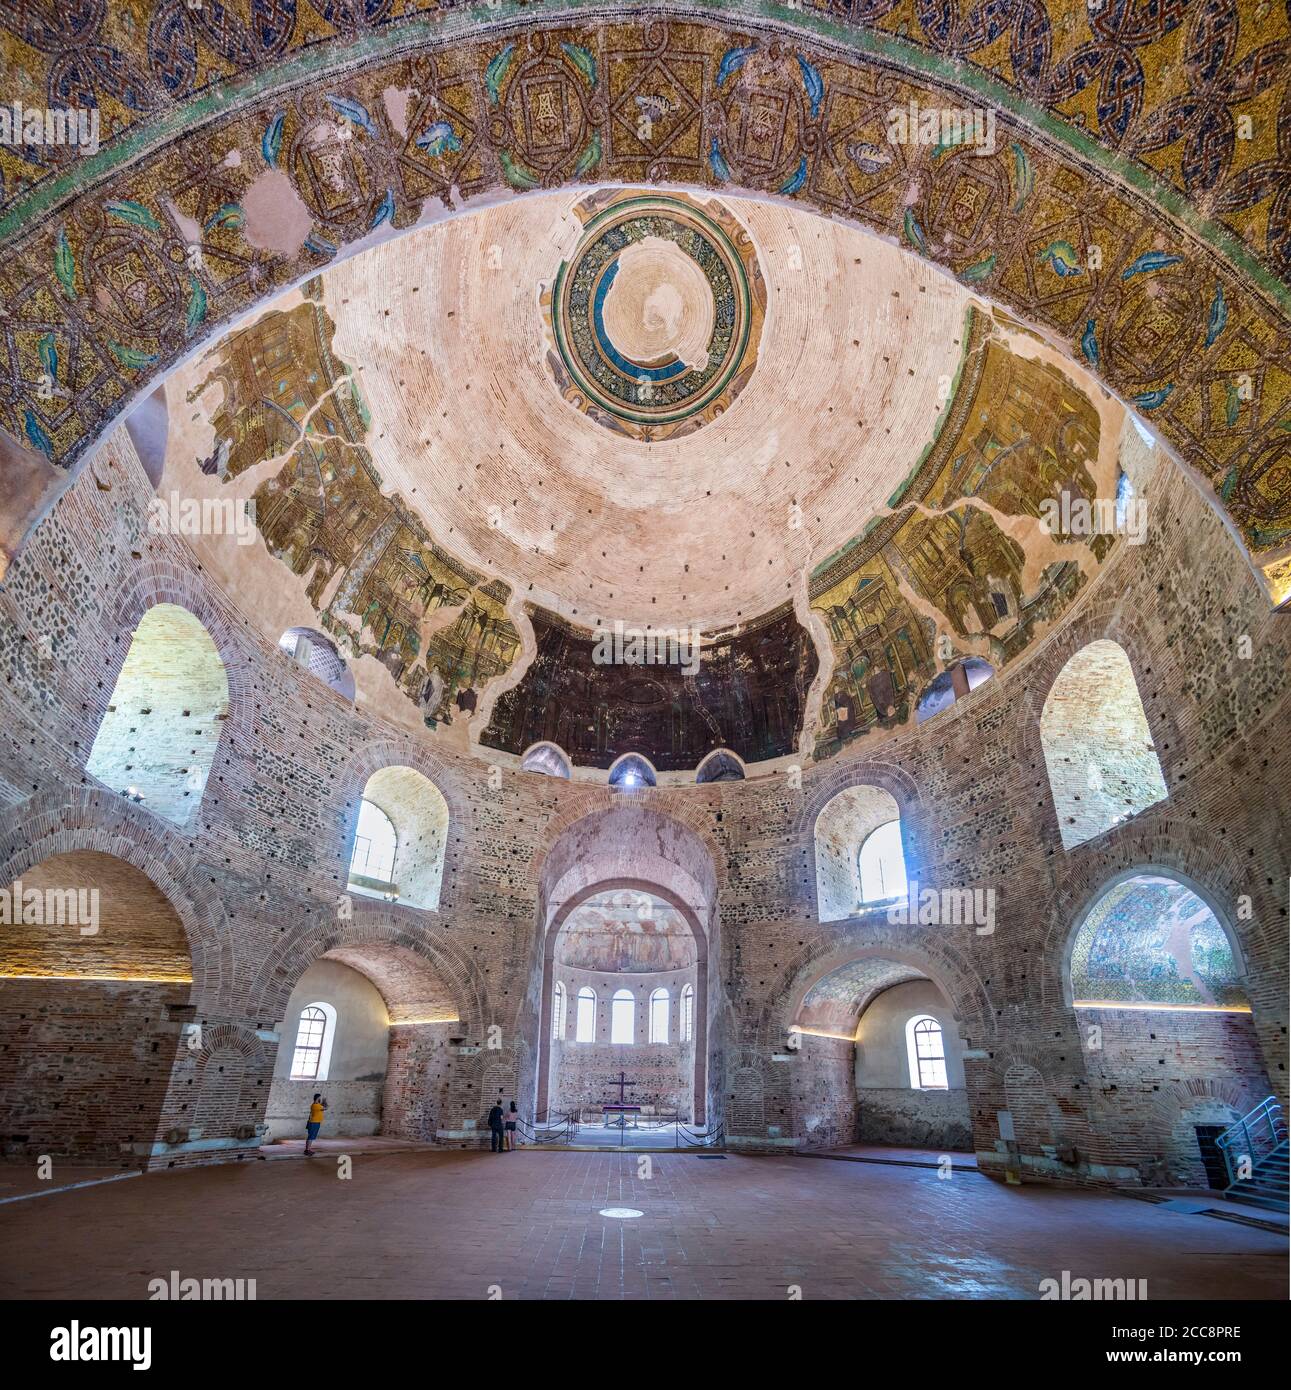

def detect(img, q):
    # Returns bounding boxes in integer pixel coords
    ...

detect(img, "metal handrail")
[1216,1096,1285,1187]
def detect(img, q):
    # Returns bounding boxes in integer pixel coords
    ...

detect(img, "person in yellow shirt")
[304,1093,326,1155]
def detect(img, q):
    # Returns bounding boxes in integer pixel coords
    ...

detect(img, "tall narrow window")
[552,981,567,1042]
[859,819,907,903]
[680,984,694,1043]
[610,989,635,1045]
[575,987,596,1043]
[649,988,669,1043]
[290,1002,337,1081]
[905,1015,947,1090]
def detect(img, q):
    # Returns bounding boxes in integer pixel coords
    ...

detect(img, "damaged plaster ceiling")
[159,186,1134,773]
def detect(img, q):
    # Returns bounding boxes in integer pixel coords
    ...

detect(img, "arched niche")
[813,784,907,922]
[1063,868,1272,1188]
[1064,870,1248,1012]
[266,942,462,1144]
[1040,640,1167,850]
[786,954,971,1154]
[0,850,193,1162]
[347,766,449,911]
[85,604,229,828]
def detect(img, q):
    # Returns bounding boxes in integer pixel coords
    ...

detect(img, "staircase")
[1217,1097,1288,1212]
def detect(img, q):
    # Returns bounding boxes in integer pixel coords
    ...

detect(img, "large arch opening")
[266,942,463,1146]
[787,954,972,1155]
[1066,870,1272,1188]
[545,887,700,1137]
[85,604,229,828]
[532,804,721,1131]
[1040,640,1168,850]
[0,851,193,1164]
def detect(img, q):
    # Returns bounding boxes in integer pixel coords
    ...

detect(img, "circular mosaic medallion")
[542,191,766,441]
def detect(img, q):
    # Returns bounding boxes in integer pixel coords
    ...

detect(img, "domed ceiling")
[555,890,696,975]
[160,184,1133,774]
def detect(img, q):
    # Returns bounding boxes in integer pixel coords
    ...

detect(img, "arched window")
[905,1015,947,1090]
[610,989,635,1045]
[279,627,355,700]
[290,1002,337,1081]
[608,753,657,790]
[814,784,906,922]
[696,748,745,783]
[348,766,449,909]
[86,604,229,828]
[349,798,397,888]
[551,981,567,1041]
[1040,639,1167,850]
[680,984,694,1043]
[649,988,670,1043]
[858,820,908,904]
[520,742,572,779]
[575,987,597,1043]
[915,657,996,724]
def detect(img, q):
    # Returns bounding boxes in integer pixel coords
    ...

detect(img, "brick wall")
[0,426,1285,1187]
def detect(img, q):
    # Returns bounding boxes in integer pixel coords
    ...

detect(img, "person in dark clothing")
[504,1100,519,1150]
[487,1102,505,1152]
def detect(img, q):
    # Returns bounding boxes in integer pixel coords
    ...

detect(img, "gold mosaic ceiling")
[2,4,1290,603]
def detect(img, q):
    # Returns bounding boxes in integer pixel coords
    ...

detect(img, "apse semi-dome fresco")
[1071,876,1248,1010]
[0,0,1288,1327]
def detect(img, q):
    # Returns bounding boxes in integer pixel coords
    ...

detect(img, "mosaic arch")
[1,6,1290,601]
[1069,873,1248,1010]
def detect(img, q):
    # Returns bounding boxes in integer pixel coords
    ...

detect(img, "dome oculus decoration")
[542,191,766,440]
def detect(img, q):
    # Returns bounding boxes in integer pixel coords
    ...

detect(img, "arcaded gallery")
[0,0,1287,1342]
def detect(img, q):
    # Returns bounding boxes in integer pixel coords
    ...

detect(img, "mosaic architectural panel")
[1071,874,1249,1009]
[810,308,1107,756]
[2,1,1287,288]
[1,8,1289,597]
[481,602,818,770]
[190,292,521,726]
[540,189,766,440]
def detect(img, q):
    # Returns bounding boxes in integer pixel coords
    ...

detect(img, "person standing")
[504,1100,519,1150]
[304,1093,326,1155]
[487,1100,505,1153]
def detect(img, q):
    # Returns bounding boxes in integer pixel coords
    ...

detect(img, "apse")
[546,889,700,1128]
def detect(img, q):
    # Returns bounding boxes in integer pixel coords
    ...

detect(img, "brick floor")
[0,1150,1284,1300]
